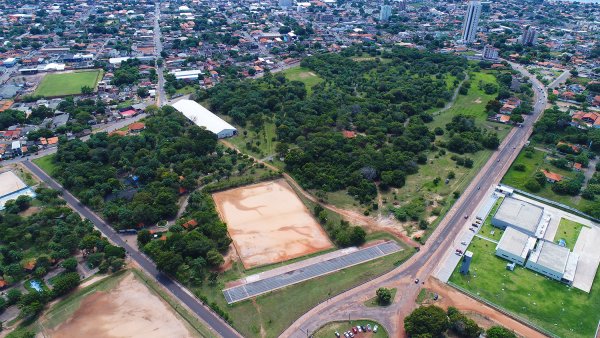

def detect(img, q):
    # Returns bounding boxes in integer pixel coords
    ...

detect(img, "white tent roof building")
[172,100,237,139]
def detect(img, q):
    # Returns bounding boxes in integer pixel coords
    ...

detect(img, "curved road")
[283,62,549,337]
[22,161,240,338]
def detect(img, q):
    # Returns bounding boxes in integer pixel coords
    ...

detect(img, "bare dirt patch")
[47,273,196,338]
[473,97,482,104]
[213,179,333,268]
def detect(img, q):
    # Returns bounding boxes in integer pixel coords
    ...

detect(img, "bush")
[513,163,526,171]
[486,326,517,338]
[524,179,541,192]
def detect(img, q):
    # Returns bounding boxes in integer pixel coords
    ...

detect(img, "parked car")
[461,241,467,245]
[361,325,366,332]
[335,331,340,337]
[367,324,372,331]
[373,325,378,333]
[343,332,349,338]
[357,326,362,333]
[352,327,358,334]
[415,278,420,284]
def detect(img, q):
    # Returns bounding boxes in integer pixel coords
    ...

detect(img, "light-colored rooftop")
[0,171,27,198]
[494,197,544,235]
[529,240,571,274]
[496,227,536,259]
[172,99,236,136]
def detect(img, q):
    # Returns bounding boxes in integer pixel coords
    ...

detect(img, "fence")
[506,185,600,223]
[448,282,559,338]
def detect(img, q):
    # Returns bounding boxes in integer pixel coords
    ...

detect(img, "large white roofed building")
[172,100,237,139]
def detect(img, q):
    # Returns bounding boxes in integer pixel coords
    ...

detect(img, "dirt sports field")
[47,273,196,338]
[213,179,333,268]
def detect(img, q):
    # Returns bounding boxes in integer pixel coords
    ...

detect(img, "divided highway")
[23,161,239,338]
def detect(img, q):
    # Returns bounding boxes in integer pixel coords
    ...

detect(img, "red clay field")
[213,179,333,268]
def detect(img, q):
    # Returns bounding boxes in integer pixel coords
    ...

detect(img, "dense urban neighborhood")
[0,0,599,338]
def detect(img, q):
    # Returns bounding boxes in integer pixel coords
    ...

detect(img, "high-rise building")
[483,44,499,60]
[521,26,538,46]
[279,0,293,8]
[379,5,392,21]
[461,0,481,44]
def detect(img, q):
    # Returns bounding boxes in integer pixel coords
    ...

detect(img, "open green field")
[34,70,103,97]
[313,320,388,338]
[554,218,588,250]
[449,236,600,338]
[501,147,580,207]
[223,119,279,161]
[32,154,57,176]
[194,246,413,338]
[282,66,323,96]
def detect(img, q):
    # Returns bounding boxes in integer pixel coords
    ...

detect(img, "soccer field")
[34,70,103,97]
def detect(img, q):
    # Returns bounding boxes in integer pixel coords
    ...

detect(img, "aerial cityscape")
[0,0,599,337]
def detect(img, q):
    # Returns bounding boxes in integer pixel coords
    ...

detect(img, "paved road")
[154,4,167,107]
[22,161,240,338]
[283,62,549,338]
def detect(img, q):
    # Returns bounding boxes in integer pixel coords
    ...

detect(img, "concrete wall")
[525,261,563,281]
[495,248,526,265]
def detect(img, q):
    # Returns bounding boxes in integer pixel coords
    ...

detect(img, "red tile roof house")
[571,111,600,128]
[542,170,563,183]
[573,163,583,171]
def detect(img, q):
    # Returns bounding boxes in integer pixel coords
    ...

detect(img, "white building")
[525,240,578,283]
[483,45,499,60]
[521,26,538,46]
[461,0,481,44]
[495,227,537,265]
[491,197,546,238]
[170,69,204,81]
[172,100,237,139]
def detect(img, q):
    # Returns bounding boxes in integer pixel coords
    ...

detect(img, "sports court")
[213,179,333,268]
[223,241,403,304]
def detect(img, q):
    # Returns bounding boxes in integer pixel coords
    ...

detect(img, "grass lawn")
[32,154,57,176]
[553,218,588,250]
[282,66,323,96]
[501,147,580,208]
[34,70,103,97]
[478,197,505,242]
[449,237,600,338]
[223,119,279,160]
[364,288,397,307]
[313,320,388,338]
[194,247,414,338]
[416,288,438,304]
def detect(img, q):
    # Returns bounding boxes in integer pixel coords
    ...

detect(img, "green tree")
[447,307,483,338]
[404,305,449,337]
[137,229,152,246]
[60,257,78,272]
[376,287,392,305]
[81,85,93,95]
[486,326,517,338]
[51,272,81,297]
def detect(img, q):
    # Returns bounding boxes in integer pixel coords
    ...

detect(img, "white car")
[373,325,378,333]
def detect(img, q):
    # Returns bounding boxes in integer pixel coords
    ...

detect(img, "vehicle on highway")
[477,186,481,190]
[415,278,420,284]
[464,214,469,219]
[373,325,378,333]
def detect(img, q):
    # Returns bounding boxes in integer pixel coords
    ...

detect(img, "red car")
[352,327,358,334]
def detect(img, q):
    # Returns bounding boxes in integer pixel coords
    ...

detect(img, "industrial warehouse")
[172,99,237,139]
[492,197,580,286]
